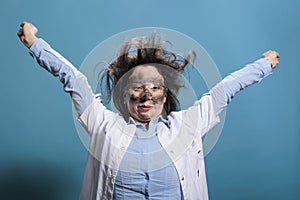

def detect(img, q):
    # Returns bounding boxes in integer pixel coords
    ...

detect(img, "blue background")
[1,0,299,199]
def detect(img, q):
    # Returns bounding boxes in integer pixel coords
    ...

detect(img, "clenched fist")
[262,50,280,69]
[17,21,38,48]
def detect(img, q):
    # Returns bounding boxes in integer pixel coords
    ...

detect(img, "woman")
[18,21,279,200]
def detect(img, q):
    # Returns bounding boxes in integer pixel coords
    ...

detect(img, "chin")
[139,117,151,122]
[137,115,152,121]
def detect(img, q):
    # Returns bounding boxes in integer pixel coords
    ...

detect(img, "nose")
[141,85,154,96]
[143,85,152,92]
[140,90,152,102]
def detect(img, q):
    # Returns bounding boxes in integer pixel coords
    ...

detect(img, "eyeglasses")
[127,82,166,98]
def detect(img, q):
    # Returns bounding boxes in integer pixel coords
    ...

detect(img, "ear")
[163,87,169,103]
[163,93,167,103]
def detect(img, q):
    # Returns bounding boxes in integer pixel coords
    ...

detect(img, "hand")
[262,50,280,69]
[17,21,38,48]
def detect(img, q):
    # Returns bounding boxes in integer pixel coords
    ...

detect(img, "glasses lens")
[128,83,165,98]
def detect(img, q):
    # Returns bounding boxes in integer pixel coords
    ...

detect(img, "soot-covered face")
[124,65,167,125]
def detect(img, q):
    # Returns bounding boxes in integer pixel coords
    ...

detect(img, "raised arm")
[209,51,280,115]
[17,21,95,116]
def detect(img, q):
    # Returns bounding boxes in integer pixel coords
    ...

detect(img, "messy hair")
[99,33,195,120]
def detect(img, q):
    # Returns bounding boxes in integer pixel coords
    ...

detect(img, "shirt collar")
[127,116,171,128]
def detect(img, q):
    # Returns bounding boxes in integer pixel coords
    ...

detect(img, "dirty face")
[124,65,167,125]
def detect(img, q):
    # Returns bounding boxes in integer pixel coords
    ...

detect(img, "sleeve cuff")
[255,58,273,78]
[28,38,50,58]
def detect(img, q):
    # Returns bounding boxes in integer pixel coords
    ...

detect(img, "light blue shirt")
[29,38,272,200]
[113,117,183,199]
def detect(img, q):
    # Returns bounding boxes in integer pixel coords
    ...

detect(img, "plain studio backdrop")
[1,0,299,199]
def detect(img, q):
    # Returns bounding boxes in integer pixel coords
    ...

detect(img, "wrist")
[25,35,38,48]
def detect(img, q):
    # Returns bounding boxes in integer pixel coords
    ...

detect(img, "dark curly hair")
[99,33,195,120]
